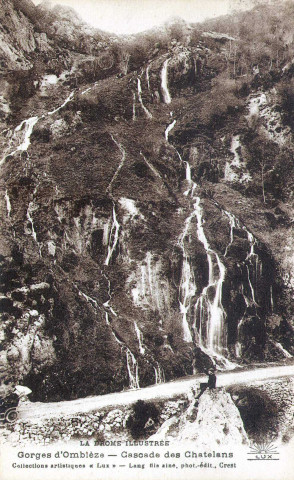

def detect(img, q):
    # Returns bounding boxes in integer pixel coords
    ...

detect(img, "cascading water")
[146,65,151,91]
[104,206,120,266]
[140,152,162,180]
[1,90,75,166]
[270,285,274,311]
[1,116,39,166]
[223,210,240,256]
[126,349,140,389]
[105,312,140,389]
[161,59,172,104]
[137,77,152,119]
[134,321,145,355]
[132,92,136,121]
[220,206,278,359]
[165,119,176,141]
[183,162,196,197]
[172,135,234,365]
[193,198,227,356]
[222,207,263,308]
[107,135,126,192]
[27,202,38,243]
[15,116,39,153]
[48,91,74,116]
[178,210,195,343]
[26,183,43,256]
[133,320,164,383]
[5,190,11,218]
[244,227,261,305]
[76,285,100,310]
[154,363,165,384]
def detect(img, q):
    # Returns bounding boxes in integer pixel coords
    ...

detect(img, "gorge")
[0,0,293,404]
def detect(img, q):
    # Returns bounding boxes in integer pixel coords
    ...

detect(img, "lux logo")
[247,442,279,461]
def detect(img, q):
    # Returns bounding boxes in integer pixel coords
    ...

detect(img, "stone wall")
[1,398,187,445]
[248,377,294,441]
[1,377,293,445]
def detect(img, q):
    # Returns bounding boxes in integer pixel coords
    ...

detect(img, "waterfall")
[223,208,261,307]
[107,135,126,192]
[185,162,192,183]
[246,265,257,304]
[0,115,39,166]
[103,299,117,317]
[144,252,153,297]
[178,211,196,343]
[133,321,164,384]
[77,283,140,389]
[77,287,99,310]
[223,210,241,256]
[134,321,145,355]
[231,135,241,166]
[27,202,38,243]
[81,87,91,95]
[243,225,260,305]
[48,91,74,116]
[103,220,111,247]
[126,350,140,389]
[105,313,140,389]
[193,196,227,355]
[132,92,136,121]
[26,199,43,257]
[161,59,172,104]
[270,285,274,311]
[140,152,162,179]
[1,90,75,166]
[273,342,292,358]
[154,363,165,384]
[5,190,11,218]
[165,119,176,141]
[131,251,164,318]
[222,206,275,358]
[103,273,141,389]
[184,162,196,197]
[179,157,229,356]
[146,65,151,91]
[104,206,120,266]
[15,116,39,152]
[137,78,152,119]
[167,133,235,365]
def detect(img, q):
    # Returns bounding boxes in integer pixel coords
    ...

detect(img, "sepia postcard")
[0,0,293,479]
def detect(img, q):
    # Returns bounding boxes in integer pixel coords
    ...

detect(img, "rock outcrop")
[149,388,249,446]
[181,389,249,446]
[0,0,293,401]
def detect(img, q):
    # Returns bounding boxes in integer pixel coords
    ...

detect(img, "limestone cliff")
[149,388,249,446]
[0,0,293,401]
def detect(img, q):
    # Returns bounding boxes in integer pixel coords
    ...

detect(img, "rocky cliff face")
[149,388,249,445]
[0,0,293,401]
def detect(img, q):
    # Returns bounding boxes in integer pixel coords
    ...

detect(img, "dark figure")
[0,391,19,424]
[195,369,217,404]
[208,369,217,389]
[0,392,19,413]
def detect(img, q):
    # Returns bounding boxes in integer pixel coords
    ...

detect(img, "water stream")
[137,77,152,119]
[161,59,172,104]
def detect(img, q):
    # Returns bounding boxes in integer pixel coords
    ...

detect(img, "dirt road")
[18,364,294,422]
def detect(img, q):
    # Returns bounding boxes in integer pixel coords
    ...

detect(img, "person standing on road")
[207,369,217,389]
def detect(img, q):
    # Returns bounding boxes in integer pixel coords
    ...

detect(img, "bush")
[227,385,278,441]
[127,400,159,439]
[197,73,244,126]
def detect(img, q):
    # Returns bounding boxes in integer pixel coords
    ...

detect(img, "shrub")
[227,385,278,441]
[127,400,159,439]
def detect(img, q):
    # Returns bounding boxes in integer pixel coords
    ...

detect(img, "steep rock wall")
[0,1,293,401]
